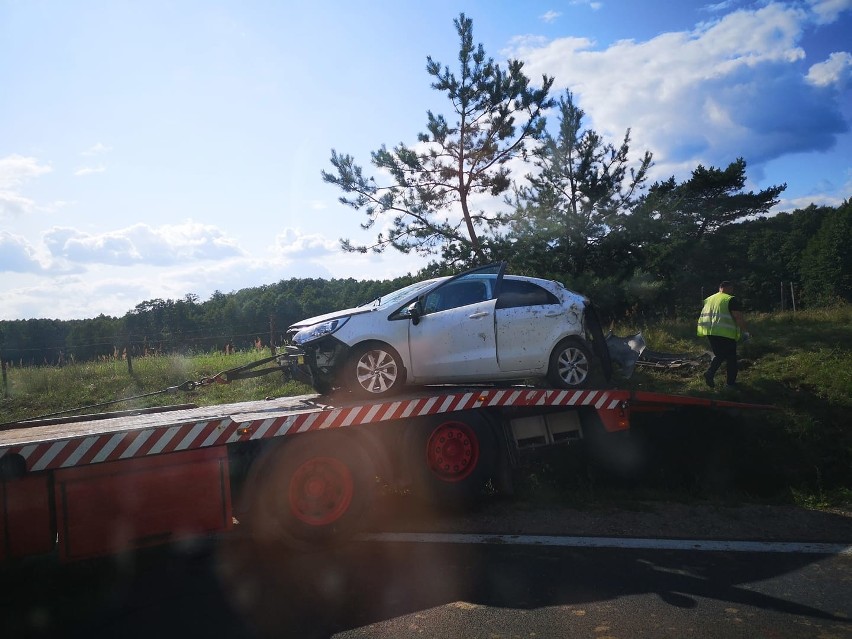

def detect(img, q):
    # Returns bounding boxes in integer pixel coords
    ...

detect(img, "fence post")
[1,358,7,399]
[790,282,797,312]
[126,334,133,375]
[269,314,277,356]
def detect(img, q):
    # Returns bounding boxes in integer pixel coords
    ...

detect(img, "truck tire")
[547,337,593,389]
[408,412,498,508]
[345,342,405,398]
[247,434,375,546]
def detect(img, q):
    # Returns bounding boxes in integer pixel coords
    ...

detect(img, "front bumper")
[281,338,351,392]
[275,345,315,387]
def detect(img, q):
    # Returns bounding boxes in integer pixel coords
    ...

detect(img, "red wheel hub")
[426,422,479,482]
[288,456,354,526]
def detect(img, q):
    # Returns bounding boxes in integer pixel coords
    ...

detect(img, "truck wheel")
[409,412,498,507]
[247,435,375,546]
[547,337,592,389]
[346,342,404,398]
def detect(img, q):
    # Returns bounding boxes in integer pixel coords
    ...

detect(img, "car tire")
[345,342,405,398]
[547,337,593,389]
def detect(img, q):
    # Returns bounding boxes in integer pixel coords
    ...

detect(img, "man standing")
[697,281,749,388]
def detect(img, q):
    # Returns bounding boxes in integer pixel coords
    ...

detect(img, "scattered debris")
[636,348,710,370]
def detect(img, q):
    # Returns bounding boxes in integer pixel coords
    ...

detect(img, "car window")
[423,278,490,313]
[496,280,559,309]
[367,278,442,310]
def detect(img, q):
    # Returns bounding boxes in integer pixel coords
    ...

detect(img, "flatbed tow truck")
[1,382,773,562]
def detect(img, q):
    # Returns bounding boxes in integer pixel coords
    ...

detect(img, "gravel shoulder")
[366,495,852,544]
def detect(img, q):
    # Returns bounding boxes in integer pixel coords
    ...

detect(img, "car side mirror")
[407,301,422,326]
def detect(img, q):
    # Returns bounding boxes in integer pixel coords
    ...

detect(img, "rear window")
[496,280,559,308]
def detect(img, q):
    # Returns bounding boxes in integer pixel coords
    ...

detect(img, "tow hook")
[276,346,313,386]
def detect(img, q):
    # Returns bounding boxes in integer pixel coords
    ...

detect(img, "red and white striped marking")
[1,388,627,473]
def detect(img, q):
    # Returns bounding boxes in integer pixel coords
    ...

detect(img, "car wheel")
[547,337,593,389]
[346,342,404,398]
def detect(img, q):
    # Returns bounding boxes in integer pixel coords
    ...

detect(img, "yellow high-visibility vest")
[697,292,740,339]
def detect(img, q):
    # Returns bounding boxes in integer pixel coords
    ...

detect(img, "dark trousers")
[707,335,738,385]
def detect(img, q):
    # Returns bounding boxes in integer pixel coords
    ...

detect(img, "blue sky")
[1,0,850,320]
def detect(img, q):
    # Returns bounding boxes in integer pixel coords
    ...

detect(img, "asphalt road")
[2,527,850,639]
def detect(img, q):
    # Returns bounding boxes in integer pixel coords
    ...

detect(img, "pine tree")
[322,13,554,265]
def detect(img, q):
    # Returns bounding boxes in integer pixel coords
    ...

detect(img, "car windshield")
[363,277,443,310]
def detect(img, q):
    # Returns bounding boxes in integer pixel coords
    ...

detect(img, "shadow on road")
[1,498,850,639]
[214,526,849,638]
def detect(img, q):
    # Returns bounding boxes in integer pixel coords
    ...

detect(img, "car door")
[495,279,567,372]
[407,263,504,381]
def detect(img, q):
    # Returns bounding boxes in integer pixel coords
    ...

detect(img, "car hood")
[288,306,374,330]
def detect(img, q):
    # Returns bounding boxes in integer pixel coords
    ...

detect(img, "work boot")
[703,371,715,388]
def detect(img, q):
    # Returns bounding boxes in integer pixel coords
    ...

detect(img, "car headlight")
[292,317,349,345]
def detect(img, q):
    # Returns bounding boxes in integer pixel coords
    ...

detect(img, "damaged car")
[286,262,638,397]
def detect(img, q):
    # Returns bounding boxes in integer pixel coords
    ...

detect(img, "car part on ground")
[605,332,647,378]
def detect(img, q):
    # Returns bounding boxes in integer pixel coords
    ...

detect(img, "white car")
[286,262,616,397]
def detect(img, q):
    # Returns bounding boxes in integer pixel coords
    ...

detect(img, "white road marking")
[358,532,852,556]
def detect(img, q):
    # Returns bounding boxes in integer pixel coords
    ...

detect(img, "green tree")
[66,315,121,361]
[322,13,554,264]
[629,158,786,300]
[800,200,852,306]
[506,90,653,278]
[706,205,830,310]
[636,158,785,243]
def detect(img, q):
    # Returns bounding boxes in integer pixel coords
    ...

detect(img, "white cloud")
[273,228,339,258]
[540,11,561,23]
[80,143,113,156]
[43,221,245,266]
[778,191,849,210]
[806,51,852,87]
[0,231,49,273]
[508,3,848,179]
[2,272,158,320]
[74,165,107,176]
[703,1,738,13]
[807,0,852,24]
[271,228,429,280]
[0,154,52,189]
[569,0,602,9]
[0,155,52,218]
[0,190,38,218]
[0,226,433,319]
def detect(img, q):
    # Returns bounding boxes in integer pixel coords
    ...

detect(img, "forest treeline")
[1,199,849,366]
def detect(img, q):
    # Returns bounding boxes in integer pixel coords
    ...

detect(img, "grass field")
[2,305,850,507]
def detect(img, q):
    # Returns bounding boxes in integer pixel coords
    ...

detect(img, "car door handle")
[545,311,563,317]
[468,311,490,319]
